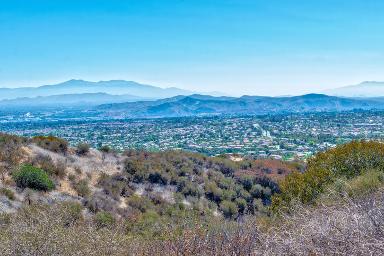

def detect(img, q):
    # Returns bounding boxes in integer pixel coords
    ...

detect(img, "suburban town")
[1,110,383,160]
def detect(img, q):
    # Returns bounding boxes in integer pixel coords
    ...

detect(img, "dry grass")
[28,144,122,177]
[258,197,384,255]
[0,192,384,255]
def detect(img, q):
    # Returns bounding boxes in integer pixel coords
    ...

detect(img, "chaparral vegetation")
[1,132,384,255]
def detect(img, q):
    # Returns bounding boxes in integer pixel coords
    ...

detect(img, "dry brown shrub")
[2,192,383,255]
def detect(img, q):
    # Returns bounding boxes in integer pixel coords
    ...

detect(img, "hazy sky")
[1,0,384,96]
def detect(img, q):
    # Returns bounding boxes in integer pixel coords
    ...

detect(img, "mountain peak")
[300,93,330,98]
[359,81,384,86]
[97,80,136,84]
[324,81,384,97]
[62,79,86,84]
[361,81,382,83]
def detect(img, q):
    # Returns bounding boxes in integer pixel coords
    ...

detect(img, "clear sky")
[1,0,384,96]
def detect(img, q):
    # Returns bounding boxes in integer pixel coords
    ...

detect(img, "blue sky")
[1,0,384,96]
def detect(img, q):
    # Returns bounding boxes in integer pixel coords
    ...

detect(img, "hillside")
[1,134,384,255]
[0,93,152,108]
[97,93,384,118]
[0,134,384,255]
[0,133,297,218]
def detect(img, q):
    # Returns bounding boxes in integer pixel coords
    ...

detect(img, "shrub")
[68,174,76,182]
[76,143,90,156]
[85,192,120,213]
[220,200,238,218]
[126,210,162,236]
[239,175,254,191]
[124,159,148,182]
[250,184,264,198]
[32,136,68,153]
[94,211,115,228]
[308,140,384,178]
[205,182,223,203]
[97,173,132,200]
[53,160,67,178]
[13,164,55,191]
[272,140,384,211]
[126,195,154,213]
[74,166,82,174]
[253,198,267,214]
[181,182,203,197]
[0,136,23,157]
[148,171,169,185]
[344,169,384,197]
[73,179,91,197]
[221,189,237,201]
[99,145,112,153]
[238,189,252,202]
[0,133,25,179]
[31,153,66,178]
[60,202,83,226]
[235,198,247,214]
[0,188,15,200]
[272,168,332,211]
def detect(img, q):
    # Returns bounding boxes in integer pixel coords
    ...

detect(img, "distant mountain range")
[1,80,384,116]
[0,79,196,101]
[323,81,384,97]
[0,93,151,108]
[97,94,384,118]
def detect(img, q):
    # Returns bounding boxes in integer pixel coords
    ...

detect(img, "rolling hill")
[0,93,150,108]
[97,93,384,118]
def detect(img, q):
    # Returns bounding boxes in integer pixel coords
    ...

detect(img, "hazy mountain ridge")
[0,79,195,100]
[97,93,384,118]
[323,81,384,97]
[2,80,384,116]
[0,93,151,108]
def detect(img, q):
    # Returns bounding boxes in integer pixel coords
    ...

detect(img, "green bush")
[99,145,113,153]
[235,198,247,214]
[344,169,384,197]
[76,143,90,156]
[108,148,278,218]
[250,184,264,198]
[180,181,203,197]
[205,182,223,203]
[272,140,384,211]
[238,175,254,191]
[94,211,115,228]
[126,195,154,213]
[220,200,238,218]
[13,164,55,191]
[308,140,384,178]
[60,202,83,226]
[148,171,169,185]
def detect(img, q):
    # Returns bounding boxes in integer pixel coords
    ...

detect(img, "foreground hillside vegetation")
[1,133,384,255]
